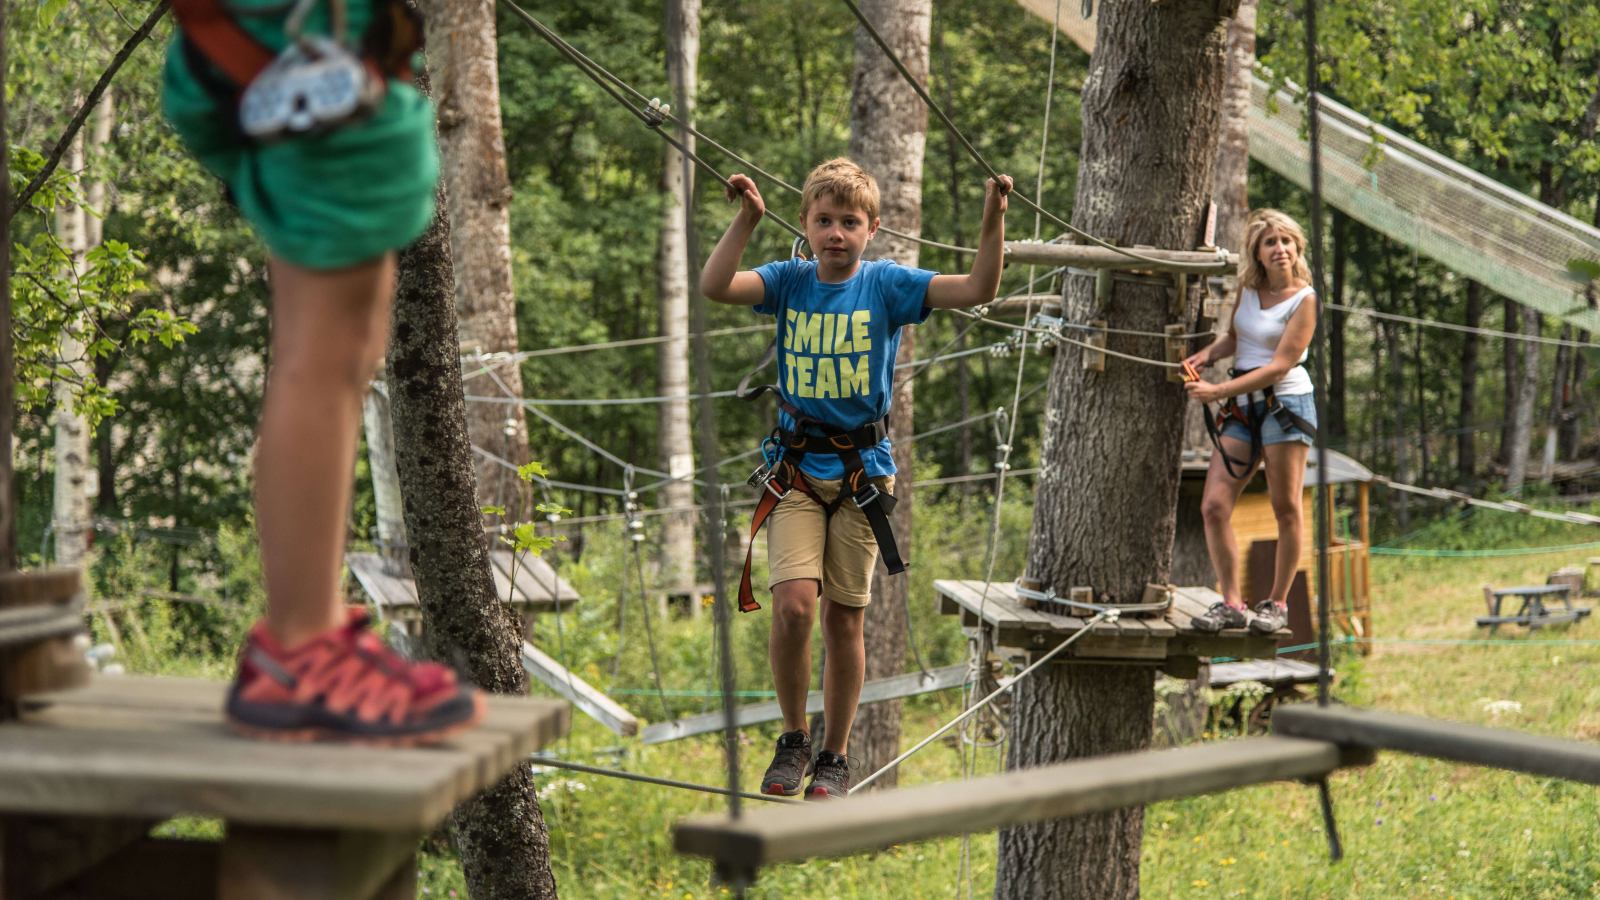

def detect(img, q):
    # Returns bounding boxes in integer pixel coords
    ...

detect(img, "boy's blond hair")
[799,158,880,223]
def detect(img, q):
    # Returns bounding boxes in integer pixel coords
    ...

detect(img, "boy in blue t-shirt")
[702,157,1011,798]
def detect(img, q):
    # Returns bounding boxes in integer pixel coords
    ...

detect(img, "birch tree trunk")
[420,0,529,521]
[1182,0,1253,453]
[1506,307,1540,489]
[51,91,112,567]
[846,0,929,791]
[657,0,700,595]
[998,2,1229,896]
[390,185,557,900]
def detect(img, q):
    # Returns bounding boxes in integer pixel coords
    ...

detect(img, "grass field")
[410,511,1600,900]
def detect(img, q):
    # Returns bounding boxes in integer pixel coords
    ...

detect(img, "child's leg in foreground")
[818,597,865,754]
[256,255,394,647]
[769,578,819,734]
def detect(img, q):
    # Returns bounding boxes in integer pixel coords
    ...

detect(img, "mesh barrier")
[1250,78,1600,332]
[1015,0,1600,331]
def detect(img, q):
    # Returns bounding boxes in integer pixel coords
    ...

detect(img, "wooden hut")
[1172,449,1373,649]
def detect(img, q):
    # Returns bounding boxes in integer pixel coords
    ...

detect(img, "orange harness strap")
[171,0,277,87]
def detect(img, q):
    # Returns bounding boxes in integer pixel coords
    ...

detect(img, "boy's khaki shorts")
[766,474,895,608]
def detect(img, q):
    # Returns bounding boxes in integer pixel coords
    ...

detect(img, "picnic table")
[1476,583,1592,633]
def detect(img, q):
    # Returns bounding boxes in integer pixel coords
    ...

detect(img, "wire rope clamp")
[642,97,671,128]
[1166,324,1188,383]
[1082,319,1107,371]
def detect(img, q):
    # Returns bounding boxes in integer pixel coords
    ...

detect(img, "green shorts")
[161,1,438,270]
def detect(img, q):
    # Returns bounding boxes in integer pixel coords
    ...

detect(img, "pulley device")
[172,0,422,139]
[1198,367,1319,479]
[732,238,907,613]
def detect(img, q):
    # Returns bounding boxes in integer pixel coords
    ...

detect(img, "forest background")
[6,0,1600,666]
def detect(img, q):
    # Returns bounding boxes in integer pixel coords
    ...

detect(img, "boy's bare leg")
[256,254,395,647]
[819,597,865,755]
[769,578,819,735]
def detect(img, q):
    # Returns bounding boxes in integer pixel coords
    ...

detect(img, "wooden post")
[1357,481,1370,546]
[1083,320,1108,371]
[1164,324,1186,383]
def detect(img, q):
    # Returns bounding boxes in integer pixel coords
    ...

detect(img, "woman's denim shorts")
[1219,392,1317,448]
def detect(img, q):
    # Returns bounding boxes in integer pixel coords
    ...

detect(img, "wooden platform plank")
[674,736,1344,866]
[522,641,638,737]
[347,552,578,613]
[2,676,568,830]
[641,664,968,745]
[1273,703,1600,785]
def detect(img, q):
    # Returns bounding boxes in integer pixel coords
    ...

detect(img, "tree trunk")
[1561,327,1588,461]
[656,0,700,595]
[1381,318,1409,526]
[390,155,556,900]
[846,0,930,791]
[1328,211,1347,441]
[1182,0,1253,453]
[999,3,1229,897]
[1506,307,1540,489]
[51,91,111,567]
[1544,326,1571,482]
[420,0,529,522]
[1459,280,1482,485]
[1500,298,1519,466]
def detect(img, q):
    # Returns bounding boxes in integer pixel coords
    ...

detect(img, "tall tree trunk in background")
[1328,211,1347,441]
[1543,326,1571,481]
[935,26,972,491]
[1182,0,1253,453]
[1381,319,1409,527]
[656,0,700,594]
[999,3,1229,897]
[1500,298,1520,466]
[1458,279,1482,485]
[1506,307,1541,489]
[390,184,557,900]
[420,0,529,522]
[52,92,111,567]
[846,0,930,791]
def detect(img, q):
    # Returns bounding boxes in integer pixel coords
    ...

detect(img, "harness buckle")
[747,464,790,501]
[852,484,882,509]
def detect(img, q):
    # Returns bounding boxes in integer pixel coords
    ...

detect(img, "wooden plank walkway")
[675,735,1351,869]
[935,581,1283,670]
[6,676,569,830]
[347,551,579,621]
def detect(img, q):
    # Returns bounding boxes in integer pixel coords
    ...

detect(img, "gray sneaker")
[1249,601,1289,635]
[804,750,852,801]
[1190,601,1248,633]
[761,730,812,797]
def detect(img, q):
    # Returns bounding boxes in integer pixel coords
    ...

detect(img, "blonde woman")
[1182,209,1319,635]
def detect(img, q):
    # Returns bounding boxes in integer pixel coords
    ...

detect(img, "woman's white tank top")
[1233,285,1315,397]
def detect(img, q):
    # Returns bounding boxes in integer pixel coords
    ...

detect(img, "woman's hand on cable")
[725,174,765,221]
[1185,379,1228,405]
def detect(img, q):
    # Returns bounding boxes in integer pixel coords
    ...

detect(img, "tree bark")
[656,0,700,594]
[1544,326,1571,482]
[1500,298,1519,466]
[846,0,930,791]
[1328,211,1347,441]
[390,184,556,900]
[1000,2,1229,897]
[1183,0,1253,453]
[1458,279,1482,485]
[1505,307,1541,489]
[420,0,529,522]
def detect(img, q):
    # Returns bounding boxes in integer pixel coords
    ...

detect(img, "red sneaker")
[225,607,486,746]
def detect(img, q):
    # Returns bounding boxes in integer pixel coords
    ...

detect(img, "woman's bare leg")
[257,254,394,647]
[1262,439,1311,605]
[1200,435,1260,607]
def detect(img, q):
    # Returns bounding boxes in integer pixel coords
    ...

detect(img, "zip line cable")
[1328,303,1599,348]
[462,324,776,380]
[530,756,798,805]
[839,0,1227,275]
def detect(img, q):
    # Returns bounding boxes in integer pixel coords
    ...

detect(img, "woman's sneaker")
[1249,601,1289,635]
[225,607,485,746]
[761,730,813,796]
[805,750,852,800]
[1190,601,1248,633]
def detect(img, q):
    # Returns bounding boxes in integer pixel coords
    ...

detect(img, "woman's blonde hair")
[1238,209,1312,290]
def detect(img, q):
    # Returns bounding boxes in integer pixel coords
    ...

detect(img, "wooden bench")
[935,581,1286,677]
[1476,583,1592,633]
[2,675,568,900]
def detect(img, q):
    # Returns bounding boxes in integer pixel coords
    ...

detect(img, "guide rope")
[530,755,799,805]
